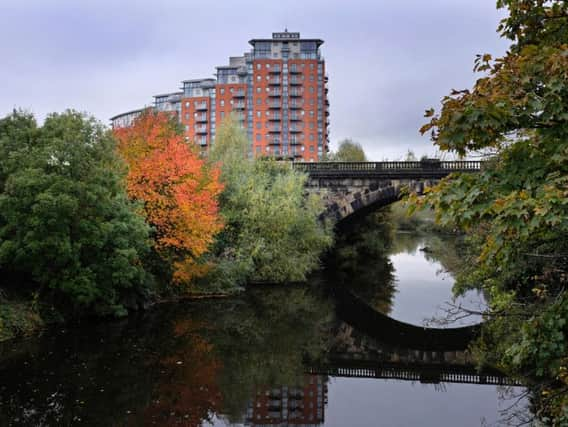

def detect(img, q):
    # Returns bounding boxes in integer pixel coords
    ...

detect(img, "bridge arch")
[294,161,481,222]
[332,286,480,351]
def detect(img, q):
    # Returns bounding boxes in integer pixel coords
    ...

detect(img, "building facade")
[110,31,329,162]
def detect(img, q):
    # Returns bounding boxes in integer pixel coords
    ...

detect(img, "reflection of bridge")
[311,287,522,386]
[332,286,480,351]
[293,161,481,221]
[309,358,521,386]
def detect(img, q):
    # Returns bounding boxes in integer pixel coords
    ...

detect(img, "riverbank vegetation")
[0,110,332,341]
[0,111,153,326]
[413,0,568,423]
[203,118,333,291]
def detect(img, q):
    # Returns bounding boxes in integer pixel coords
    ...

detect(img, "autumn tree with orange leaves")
[114,112,223,286]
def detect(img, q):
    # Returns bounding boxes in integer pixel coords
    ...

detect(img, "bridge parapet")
[293,160,481,179]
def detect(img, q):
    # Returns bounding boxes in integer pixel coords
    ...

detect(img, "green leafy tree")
[328,138,367,161]
[0,110,152,317]
[413,1,568,422]
[206,118,333,288]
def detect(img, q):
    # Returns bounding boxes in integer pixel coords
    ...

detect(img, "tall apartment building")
[110,30,330,162]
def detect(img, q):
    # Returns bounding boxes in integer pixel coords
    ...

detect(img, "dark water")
[0,213,530,426]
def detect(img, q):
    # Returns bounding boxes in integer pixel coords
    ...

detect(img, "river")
[0,212,530,426]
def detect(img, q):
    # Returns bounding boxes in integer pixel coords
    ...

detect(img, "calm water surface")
[0,214,529,426]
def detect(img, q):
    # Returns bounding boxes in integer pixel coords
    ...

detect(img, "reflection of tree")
[199,287,334,423]
[0,288,334,426]
[325,210,397,315]
[131,319,223,426]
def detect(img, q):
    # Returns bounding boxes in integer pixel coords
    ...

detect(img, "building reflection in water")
[244,375,327,426]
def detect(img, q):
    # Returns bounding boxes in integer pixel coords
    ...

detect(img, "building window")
[256,134,261,141]
[256,122,261,129]
[185,102,190,108]
[220,88,225,95]
[256,98,261,105]
[220,100,225,107]
[220,112,225,119]
[256,87,261,93]
[184,113,189,120]
[256,63,261,69]
[256,75,261,81]
[256,111,261,118]
[310,134,315,141]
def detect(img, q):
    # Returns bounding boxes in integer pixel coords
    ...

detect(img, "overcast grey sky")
[0,0,509,160]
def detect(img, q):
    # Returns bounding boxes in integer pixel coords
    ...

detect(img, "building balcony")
[195,114,208,123]
[289,89,303,97]
[289,137,303,145]
[268,126,281,133]
[233,89,245,97]
[289,77,302,85]
[289,102,303,109]
[290,126,304,133]
[195,125,208,134]
[268,138,281,145]
[289,67,302,74]
[195,102,208,110]
[269,115,281,121]
[268,89,281,97]
[197,137,208,146]
[269,77,281,85]
[269,66,281,74]
[268,102,281,109]
[289,114,302,121]
[233,101,245,109]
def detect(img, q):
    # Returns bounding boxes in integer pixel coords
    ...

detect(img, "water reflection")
[0,288,334,426]
[0,213,529,426]
[325,211,397,315]
[326,210,484,327]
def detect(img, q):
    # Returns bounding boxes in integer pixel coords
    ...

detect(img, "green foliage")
[414,1,568,422]
[0,297,43,342]
[0,110,152,317]
[327,138,367,162]
[206,118,333,288]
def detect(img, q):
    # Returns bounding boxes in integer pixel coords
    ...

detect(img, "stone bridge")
[293,160,482,221]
